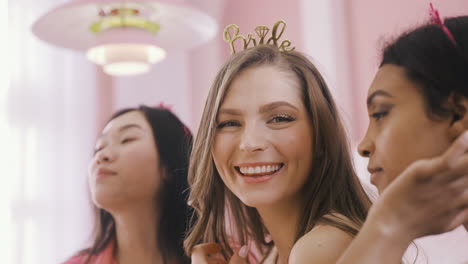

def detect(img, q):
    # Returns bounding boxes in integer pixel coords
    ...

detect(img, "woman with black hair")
[63,105,192,264]
[338,10,468,264]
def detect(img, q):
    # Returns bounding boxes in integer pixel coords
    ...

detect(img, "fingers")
[446,154,468,178]
[377,131,468,238]
[412,131,468,183]
[445,185,468,230]
[191,243,250,264]
[448,205,468,230]
[447,171,468,196]
[193,242,223,255]
[443,130,468,169]
[229,244,249,264]
[454,186,468,210]
[229,254,248,264]
[192,243,223,264]
[437,143,468,184]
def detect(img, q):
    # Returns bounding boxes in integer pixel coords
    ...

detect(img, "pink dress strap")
[62,240,117,264]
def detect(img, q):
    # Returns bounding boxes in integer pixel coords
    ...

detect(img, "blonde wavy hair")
[184,45,371,261]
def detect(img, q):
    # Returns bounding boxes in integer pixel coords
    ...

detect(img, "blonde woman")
[185,42,372,263]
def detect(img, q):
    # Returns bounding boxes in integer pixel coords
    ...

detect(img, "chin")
[92,193,111,209]
[376,181,390,195]
[237,191,284,208]
[92,190,124,210]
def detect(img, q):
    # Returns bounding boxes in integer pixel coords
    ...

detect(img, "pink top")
[62,240,117,264]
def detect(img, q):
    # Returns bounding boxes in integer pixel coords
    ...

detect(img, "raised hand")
[371,130,468,241]
[338,131,468,264]
[191,243,248,264]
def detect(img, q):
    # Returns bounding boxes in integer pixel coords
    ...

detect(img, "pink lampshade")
[32,0,218,75]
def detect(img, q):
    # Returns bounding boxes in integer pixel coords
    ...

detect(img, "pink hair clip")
[429,3,456,44]
[154,102,191,138]
[155,102,173,111]
[183,125,191,139]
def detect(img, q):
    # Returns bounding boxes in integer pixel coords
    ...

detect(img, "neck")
[256,196,303,264]
[112,202,163,264]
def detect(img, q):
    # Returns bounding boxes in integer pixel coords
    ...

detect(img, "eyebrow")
[118,124,143,132]
[218,108,242,116]
[259,101,298,113]
[367,90,393,106]
[218,101,298,116]
[97,124,143,140]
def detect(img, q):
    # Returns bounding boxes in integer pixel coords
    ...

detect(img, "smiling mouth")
[234,163,284,177]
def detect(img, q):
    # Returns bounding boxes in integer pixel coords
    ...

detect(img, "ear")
[448,93,468,140]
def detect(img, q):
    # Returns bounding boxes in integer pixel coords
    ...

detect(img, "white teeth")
[238,164,282,175]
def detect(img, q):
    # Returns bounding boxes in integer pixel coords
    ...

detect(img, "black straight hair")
[80,105,193,264]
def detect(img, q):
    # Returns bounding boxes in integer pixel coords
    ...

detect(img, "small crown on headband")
[223,20,295,54]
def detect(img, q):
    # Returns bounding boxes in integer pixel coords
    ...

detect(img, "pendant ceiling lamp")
[32,0,218,76]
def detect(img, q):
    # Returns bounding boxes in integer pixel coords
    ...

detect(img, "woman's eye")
[269,114,295,123]
[217,120,241,129]
[370,111,388,121]
[121,138,135,144]
[93,147,103,155]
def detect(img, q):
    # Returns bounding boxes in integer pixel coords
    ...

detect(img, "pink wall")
[95,67,114,132]
[187,0,225,130]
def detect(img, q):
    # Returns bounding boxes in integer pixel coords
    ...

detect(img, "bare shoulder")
[289,215,357,263]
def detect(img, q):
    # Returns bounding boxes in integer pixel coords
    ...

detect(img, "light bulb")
[86,44,166,76]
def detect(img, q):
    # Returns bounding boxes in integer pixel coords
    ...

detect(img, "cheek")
[273,126,314,189]
[376,128,409,183]
[122,144,160,186]
[88,159,97,188]
[377,120,450,183]
[88,159,95,178]
[276,127,313,162]
[213,134,235,171]
[212,135,238,193]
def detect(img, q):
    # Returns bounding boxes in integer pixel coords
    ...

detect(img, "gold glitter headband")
[223,19,295,54]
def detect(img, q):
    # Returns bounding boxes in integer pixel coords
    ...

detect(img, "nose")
[95,147,117,164]
[357,131,373,158]
[239,123,268,153]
